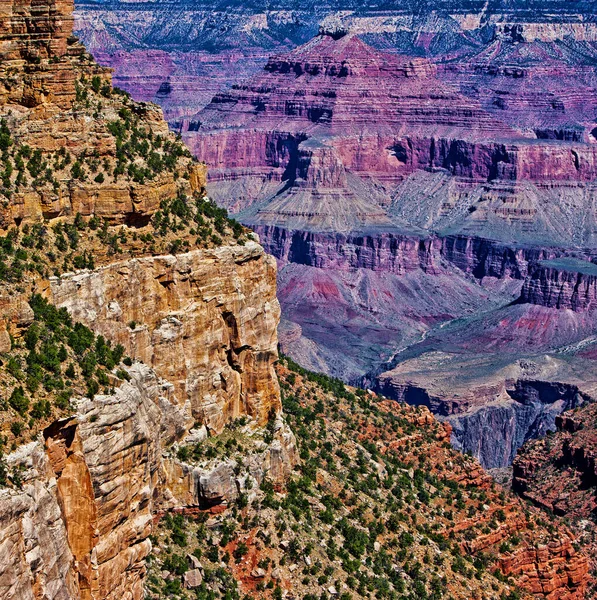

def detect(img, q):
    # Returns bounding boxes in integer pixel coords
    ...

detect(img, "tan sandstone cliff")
[0,0,297,598]
[45,241,281,434]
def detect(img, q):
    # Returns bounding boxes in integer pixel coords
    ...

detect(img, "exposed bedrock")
[389,137,597,183]
[254,226,441,274]
[195,129,597,189]
[46,242,281,435]
[377,374,591,469]
[187,130,306,181]
[519,259,597,311]
[0,364,173,600]
[0,363,298,600]
[254,225,557,280]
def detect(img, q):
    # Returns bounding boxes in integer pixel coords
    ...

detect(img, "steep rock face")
[47,242,281,434]
[0,1,297,598]
[257,225,559,280]
[0,363,298,600]
[519,259,597,311]
[374,348,597,469]
[0,364,175,600]
[512,402,597,579]
[0,0,73,61]
[497,539,589,599]
[175,31,597,248]
[0,443,78,600]
[0,0,78,108]
[255,226,440,275]
[0,0,208,231]
[513,401,597,518]
[448,379,590,469]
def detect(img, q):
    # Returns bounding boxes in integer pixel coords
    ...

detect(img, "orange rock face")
[0,0,75,61]
[45,421,99,599]
[0,1,288,599]
[0,0,80,108]
[0,0,207,228]
[47,241,281,433]
[0,365,167,600]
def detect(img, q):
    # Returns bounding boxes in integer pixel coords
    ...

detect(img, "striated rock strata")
[0,361,297,600]
[0,365,171,600]
[47,242,281,434]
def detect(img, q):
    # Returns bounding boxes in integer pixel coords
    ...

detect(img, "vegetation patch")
[0,294,132,482]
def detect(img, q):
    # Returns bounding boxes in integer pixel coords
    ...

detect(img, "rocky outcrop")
[513,401,597,518]
[512,402,597,581]
[0,364,177,600]
[0,0,208,230]
[47,242,281,434]
[1,0,74,61]
[255,226,439,274]
[0,0,79,108]
[447,381,589,469]
[0,0,296,598]
[256,225,559,279]
[162,417,298,509]
[0,360,298,600]
[375,350,595,469]
[519,259,597,311]
[497,538,589,599]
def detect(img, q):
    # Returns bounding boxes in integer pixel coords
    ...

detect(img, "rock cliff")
[0,1,596,597]
[0,365,170,600]
[143,358,591,600]
[47,242,281,434]
[519,258,597,311]
[0,1,296,598]
[513,401,597,518]
[513,401,597,586]
[76,3,597,474]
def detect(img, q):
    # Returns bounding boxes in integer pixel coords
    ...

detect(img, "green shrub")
[9,387,29,415]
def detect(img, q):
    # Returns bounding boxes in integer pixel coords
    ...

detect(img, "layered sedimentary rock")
[0,362,296,600]
[0,0,207,231]
[0,2,298,598]
[74,0,597,127]
[163,27,597,473]
[374,350,597,468]
[0,0,79,109]
[513,401,597,518]
[512,401,597,578]
[519,259,597,311]
[47,242,281,434]
[0,365,175,600]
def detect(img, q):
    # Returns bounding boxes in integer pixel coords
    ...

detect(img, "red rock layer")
[513,402,597,519]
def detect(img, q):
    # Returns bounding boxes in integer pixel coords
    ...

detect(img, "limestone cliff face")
[0,0,78,108]
[47,241,281,434]
[0,0,208,230]
[0,360,296,600]
[0,365,173,600]
[0,0,293,598]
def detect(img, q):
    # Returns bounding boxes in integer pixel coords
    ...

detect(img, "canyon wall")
[257,225,559,280]
[0,360,296,600]
[0,365,174,600]
[0,1,296,598]
[519,260,597,311]
[47,242,281,434]
[513,401,597,517]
